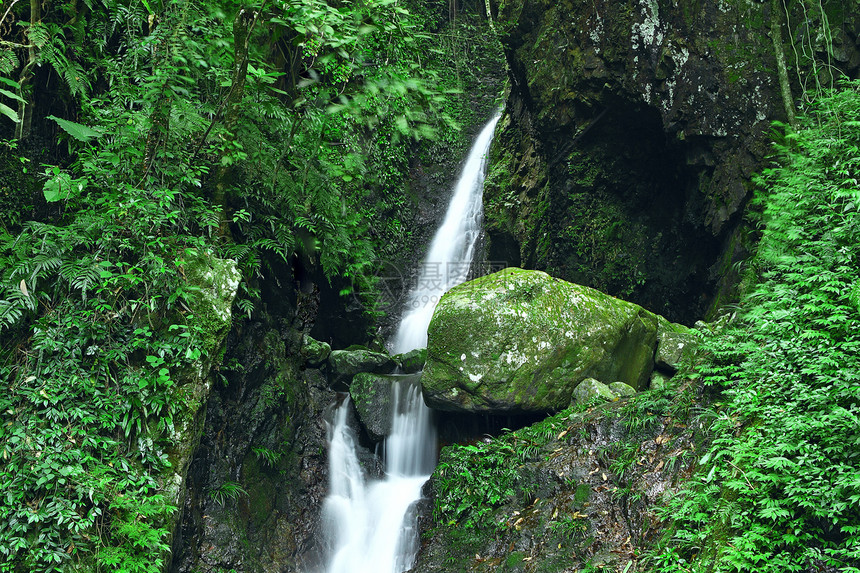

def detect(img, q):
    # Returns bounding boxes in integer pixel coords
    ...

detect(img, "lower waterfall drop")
[322,379,433,573]
[321,113,501,573]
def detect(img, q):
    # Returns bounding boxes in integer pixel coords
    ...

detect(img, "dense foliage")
[433,410,574,530]
[651,80,860,572]
[0,0,500,570]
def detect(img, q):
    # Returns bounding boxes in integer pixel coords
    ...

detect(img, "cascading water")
[322,380,433,573]
[321,113,501,573]
[390,113,502,354]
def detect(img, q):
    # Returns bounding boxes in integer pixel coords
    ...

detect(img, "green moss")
[504,551,526,568]
[182,249,241,354]
[574,482,591,504]
[424,268,659,412]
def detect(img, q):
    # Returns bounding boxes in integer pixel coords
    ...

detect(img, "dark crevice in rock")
[435,409,547,446]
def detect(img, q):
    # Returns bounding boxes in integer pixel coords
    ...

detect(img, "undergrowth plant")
[649,80,860,573]
[433,406,586,530]
[0,0,493,570]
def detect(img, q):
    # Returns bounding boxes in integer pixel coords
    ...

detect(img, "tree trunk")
[771,0,797,128]
[143,16,172,175]
[14,0,40,140]
[212,7,257,240]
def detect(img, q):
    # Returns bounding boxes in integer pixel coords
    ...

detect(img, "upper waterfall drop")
[389,112,502,354]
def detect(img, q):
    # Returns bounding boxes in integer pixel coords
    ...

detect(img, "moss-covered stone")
[423,268,658,413]
[328,349,397,386]
[608,381,637,397]
[350,372,397,441]
[573,378,618,404]
[650,370,673,390]
[301,335,331,366]
[159,250,240,563]
[656,330,698,373]
[395,347,427,373]
[181,248,242,353]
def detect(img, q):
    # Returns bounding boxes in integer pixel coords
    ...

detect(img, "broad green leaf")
[47,115,102,142]
[0,88,25,103]
[42,171,72,202]
[0,102,18,123]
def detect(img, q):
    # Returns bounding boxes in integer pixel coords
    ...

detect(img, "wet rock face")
[423,268,659,413]
[328,349,398,388]
[170,314,334,573]
[160,252,240,562]
[351,372,427,442]
[484,0,807,321]
[350,372,400,442]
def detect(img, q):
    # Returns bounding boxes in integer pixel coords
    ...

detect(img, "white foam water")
[390,113,502,355]
[321,113,500,573]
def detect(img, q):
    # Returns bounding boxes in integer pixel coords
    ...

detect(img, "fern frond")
[0,50,19,75]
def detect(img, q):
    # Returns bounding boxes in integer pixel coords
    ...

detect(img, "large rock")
[482,0,857,322]
[422,268,658,413]
[350,372,423,442]
[163,250,240,564]
[655,323,698,373]
[350,372,397,442]
[573,378,618,404]
[328,349,397,386]
[301,335,331,366]
[395,347,427,374]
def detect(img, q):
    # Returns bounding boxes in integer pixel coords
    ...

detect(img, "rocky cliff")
[483,0,859,322]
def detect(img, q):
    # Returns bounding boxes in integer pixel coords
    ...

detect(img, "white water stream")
[321,113,501,573]
[390,113,502,354]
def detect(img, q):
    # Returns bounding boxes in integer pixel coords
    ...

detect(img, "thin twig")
[0,0,21,29]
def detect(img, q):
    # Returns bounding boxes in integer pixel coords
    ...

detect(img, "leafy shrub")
[650,80,860,573]
[433,407,579,529]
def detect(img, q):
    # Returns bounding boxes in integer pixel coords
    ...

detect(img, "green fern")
[650,80,860,573]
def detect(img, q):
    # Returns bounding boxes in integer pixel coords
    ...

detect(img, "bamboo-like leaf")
[0,88,25,103]
[0,102,19,123]
[46,115,102,142]
[0,77,19,90]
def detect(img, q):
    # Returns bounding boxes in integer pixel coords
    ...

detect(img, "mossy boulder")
[328,349,397,386]
[350,372,397,441]
[396,347,428,373]
[572,378,618,404]
[650,370,672,390]
[423,268,658,414]
[608,381,637,397]
[350,372,423,441]
[655,330,698,373]
[301,335,331,366]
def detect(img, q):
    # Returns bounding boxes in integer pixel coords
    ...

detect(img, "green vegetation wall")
[0,0,506,570]
[650,80,860,573]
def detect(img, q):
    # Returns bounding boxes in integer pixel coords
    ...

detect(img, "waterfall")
[390,113,502,354]
[321,113,501,573]
[321,383,432,573]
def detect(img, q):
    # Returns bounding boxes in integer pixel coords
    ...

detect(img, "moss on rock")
[423,268,659,413]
